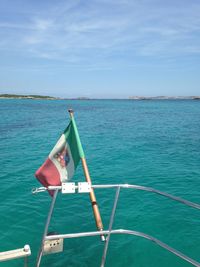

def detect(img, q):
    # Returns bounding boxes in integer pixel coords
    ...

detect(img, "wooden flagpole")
[68,109,105,240]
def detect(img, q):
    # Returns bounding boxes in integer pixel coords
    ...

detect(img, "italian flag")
[35,116,84,195]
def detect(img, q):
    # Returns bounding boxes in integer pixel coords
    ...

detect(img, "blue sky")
[0,0,200,98]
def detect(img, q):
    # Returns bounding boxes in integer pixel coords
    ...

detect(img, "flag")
[35,116,84,194]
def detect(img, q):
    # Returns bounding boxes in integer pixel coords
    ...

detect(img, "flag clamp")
[78,182,92,193]
[61,183,75,194]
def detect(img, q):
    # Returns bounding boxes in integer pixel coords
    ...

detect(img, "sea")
[0,99,200,267]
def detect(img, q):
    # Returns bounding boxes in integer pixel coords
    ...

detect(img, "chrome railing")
[33,183,200,267]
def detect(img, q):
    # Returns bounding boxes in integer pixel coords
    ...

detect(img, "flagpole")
[68,109,105,241]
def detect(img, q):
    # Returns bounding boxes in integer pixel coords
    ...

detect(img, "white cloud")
[34,18,53,31]
[1,0,200,67]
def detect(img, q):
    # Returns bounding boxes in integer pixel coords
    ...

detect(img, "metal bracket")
[78,182,92,193]
[61,183,75,194]
[43,238,63,255]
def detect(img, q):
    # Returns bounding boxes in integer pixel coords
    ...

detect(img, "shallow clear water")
[0,99,200,267]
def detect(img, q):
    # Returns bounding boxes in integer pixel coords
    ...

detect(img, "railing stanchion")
[36,189,59,267]
[101,186,120,267]
[24,255,28,267]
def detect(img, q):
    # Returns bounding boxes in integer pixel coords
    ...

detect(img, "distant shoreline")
[0,94,59,100]
[0,94,200,100]
[129,96,200,100]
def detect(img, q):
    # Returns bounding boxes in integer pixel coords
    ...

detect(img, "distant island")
[129,96,200,100]
[0,94,59,100]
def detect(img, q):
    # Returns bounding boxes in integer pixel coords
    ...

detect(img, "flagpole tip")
[68,109,74,116]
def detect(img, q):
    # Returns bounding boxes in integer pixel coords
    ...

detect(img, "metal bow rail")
[33,183,200,267]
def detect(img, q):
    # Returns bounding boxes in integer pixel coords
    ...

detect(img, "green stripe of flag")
[64,118,85,169]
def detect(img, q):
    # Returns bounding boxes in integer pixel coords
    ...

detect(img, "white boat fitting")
[0,244,31,267]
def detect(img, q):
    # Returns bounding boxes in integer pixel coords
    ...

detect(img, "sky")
[0,0,200,98]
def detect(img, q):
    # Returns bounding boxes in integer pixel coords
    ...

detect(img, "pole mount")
[68,109,74,114]
[68,109,74,118]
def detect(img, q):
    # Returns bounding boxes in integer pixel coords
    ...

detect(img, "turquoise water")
[1,99,200,267]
